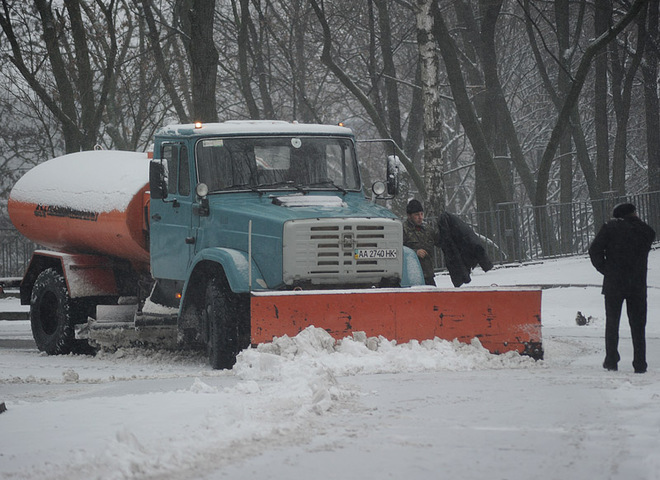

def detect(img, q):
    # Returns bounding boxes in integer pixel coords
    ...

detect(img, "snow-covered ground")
[2,251,660,480]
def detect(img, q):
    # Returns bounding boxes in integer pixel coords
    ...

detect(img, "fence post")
[495,202,521,263]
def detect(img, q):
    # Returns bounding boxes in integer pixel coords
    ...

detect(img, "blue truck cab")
[148,121,423,367]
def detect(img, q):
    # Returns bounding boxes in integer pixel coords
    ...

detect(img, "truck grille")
[282,218,403,286]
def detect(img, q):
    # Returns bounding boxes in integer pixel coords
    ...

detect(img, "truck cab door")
[150,143,195,281]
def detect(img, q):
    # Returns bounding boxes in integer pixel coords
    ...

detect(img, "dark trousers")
[604,292,647,372]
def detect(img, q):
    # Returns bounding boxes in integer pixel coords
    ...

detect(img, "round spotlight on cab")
[372,181,386,196]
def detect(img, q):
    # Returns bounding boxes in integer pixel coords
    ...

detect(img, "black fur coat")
[436,212,494,287]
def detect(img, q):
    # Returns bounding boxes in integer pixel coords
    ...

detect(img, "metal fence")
[2,191,659,278]
[0,228,37,279]
[451,191,660,266]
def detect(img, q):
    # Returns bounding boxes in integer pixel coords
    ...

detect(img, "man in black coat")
[589,203,655,373]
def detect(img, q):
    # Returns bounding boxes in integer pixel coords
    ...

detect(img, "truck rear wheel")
[30,268,77,355]
[203,276,241,369]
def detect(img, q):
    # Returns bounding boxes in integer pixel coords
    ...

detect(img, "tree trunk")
[375,0,403,147]
[246,0,275,119]
[594,0,611,195]
[609,6,646,195]
[292,0,316,123]
[141,0,190,123]
[644,0,660,191]
[452,1,489,215]
[187,0,219,122]
[431,2,508,208]
[556,0,574,253]
[415,0,444,216]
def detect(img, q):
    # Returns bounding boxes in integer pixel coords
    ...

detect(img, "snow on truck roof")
[156,120,354,137]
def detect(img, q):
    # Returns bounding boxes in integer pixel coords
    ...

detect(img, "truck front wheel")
[30,268,77,354]
[203,276,241,369]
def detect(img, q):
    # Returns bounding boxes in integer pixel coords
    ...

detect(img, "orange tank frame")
[7,186,151,266]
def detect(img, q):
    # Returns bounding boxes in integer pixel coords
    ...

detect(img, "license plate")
[354,248,398,259]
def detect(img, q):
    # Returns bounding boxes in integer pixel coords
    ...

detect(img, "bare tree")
[139,0,190,123]
[107,4,177,150]
[307,0,426,198]
[0,0,119,153]
[644,0,660,191]
[524,0,601,233]
[534,0,648,209]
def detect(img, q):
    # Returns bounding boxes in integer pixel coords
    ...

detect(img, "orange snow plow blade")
[251,287,543,359]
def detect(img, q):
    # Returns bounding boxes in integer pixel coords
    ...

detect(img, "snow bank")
[238,326,539,381]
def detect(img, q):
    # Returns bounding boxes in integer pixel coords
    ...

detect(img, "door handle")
[151,214,161,221]
[185,237,196,245]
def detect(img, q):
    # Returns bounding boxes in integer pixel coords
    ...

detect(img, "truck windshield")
[195,136,360,193]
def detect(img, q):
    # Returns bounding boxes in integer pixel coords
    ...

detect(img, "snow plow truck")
[8,121,542,369]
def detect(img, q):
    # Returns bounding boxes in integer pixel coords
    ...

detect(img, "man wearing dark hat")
[403,199,436,285]
[589,203,655,373]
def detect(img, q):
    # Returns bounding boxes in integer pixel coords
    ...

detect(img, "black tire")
[202,276,242,370]
[30,268,77,354]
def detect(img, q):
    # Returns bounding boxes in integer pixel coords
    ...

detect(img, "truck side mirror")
[386,155,399,196]
[149,161,168,200]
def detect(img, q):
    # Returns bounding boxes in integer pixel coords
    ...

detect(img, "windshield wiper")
[219,183,261,194]
[257,181,307,192]
[308,180,347,194]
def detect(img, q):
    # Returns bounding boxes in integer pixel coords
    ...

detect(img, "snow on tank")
[10,150,150,213]
[9,151,152,265]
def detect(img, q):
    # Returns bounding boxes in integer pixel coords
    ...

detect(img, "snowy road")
[2,253,660,479]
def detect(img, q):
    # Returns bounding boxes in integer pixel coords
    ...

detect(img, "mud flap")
[250,287,543,359]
